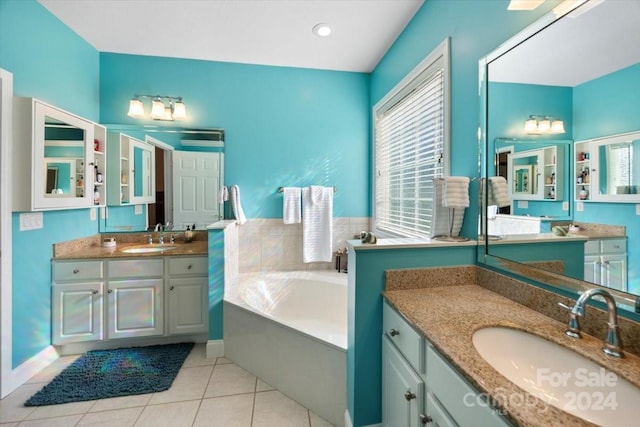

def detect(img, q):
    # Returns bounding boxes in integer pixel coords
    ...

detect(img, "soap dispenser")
[184,225,193,243]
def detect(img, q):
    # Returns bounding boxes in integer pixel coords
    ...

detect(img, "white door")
[173,151,222,229]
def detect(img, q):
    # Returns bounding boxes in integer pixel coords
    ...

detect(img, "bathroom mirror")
[479,0,640,316]
[587,131,640,201]
[43,118,86,200]
[99,124,224,232]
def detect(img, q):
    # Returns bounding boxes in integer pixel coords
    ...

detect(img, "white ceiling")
[39,0,424,73]
[489,0,640,87]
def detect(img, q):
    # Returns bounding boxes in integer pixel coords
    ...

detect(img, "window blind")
[374,68,446,238]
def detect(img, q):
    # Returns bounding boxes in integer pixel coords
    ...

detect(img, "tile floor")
[0,344,335,427]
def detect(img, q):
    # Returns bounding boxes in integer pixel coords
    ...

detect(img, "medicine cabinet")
[13,97,106,211]
[107,132,156,205]
[575,131,640,203]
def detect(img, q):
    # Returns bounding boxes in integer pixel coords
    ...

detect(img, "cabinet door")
[52,282,103,344]
[107,279,163,339]
[601,254,627,292]
[423,392,456,427]
[584,255,601,284]
[382,336,424,427]
[168,277,208,335]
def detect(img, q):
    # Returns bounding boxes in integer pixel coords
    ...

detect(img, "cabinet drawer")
[601,238,626,254]
[383,301,423,374]
[108,259,164,278]
[584,240,599,255]
[426,344,512,426]
[168,257,207,276]
[53,260,104,281]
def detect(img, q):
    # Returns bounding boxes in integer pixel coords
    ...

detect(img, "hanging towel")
[431,178,465,237]
[282,187,302,224]
[442,176,470,208]
[302,186,333,263]
[488,176,510,207]
[219,185,229,202]
[229,185,247,225]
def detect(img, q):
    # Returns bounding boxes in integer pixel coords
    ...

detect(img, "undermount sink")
[121,245,177,254]
[472,327,640,426]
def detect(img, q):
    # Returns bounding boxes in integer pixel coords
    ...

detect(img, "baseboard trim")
[206,339,224,358]
[2,345,58,398]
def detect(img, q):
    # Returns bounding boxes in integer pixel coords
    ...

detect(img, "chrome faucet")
[158,234,164,245]
[154,223,163,232]
[562,288,623,358]
[144,234,153,244]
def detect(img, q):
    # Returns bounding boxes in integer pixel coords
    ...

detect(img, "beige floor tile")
[77,407,143,426]
[309,411,335,427]
[88,393,152,413]
[134,400,199,427]
[252,390,310,427]
[26,400,95,420]
[148,365,212,405]
[204,364,256,398]
[16,414,82,426]
[0,384,40,423]
[215,357,233,365]
[26,355,81,384]
[256,379,275,392]
[192,394,254,427]
[181,344,216,368]
[0,422,19,427]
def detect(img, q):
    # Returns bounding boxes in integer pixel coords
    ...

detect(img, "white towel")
[488,176,510,207]
[219,185,229,202]
[302,186,333,263]
[431,178,465,237]
[282,187,302,224]
[442,176,470,208]
[229,185,246,225]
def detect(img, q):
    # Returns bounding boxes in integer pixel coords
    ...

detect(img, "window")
[374,39,450,238]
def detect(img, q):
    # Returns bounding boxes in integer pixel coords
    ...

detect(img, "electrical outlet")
[135,204,143,215]
[19,212,43,231]
[636,204,640,215]
[517,200,528,209]
[562,201,569,211]
[576,202,584,212]
[101,206,108,219]
[89,208,97,221]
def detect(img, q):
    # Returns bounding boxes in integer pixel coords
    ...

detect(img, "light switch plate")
[562,201,569,211]
[576,202,584,212]
[517,200,528,208]
[89,208,97,221]
[636,204,640,215]
[135,204,143,215]
[19,212,43,231]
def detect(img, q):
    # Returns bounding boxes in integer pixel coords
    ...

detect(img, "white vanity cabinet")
[107,132,155,205]
[106,259,164,339]
[584,238,627,292]
[167,256,208,335]
[382,301,513,427]
[13,97,106,211]
[52,260,105,344]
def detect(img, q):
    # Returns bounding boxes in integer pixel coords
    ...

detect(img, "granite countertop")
[383,285,640,427]
[53,240,208,260]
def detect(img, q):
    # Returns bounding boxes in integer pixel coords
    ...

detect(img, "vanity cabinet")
[584,238,627,292]
[51,255,208,345]
[107,132,155,205]
[167,257,208,335]
[507,146,562,201]
[13,97,107,211]
[382,301,512,427]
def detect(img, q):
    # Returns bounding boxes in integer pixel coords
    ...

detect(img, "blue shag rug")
[25,342,194,406]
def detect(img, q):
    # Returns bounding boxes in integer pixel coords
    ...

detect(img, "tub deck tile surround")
[383,266,640,427]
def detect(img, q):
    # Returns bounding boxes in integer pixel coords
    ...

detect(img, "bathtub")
[224,270,347,426]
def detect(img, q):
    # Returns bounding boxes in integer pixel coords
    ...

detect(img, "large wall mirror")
[479,0,640,318]
[99,124,224,233]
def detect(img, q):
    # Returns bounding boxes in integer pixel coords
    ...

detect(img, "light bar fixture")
[127,95,187,121]
[523,115,565,135]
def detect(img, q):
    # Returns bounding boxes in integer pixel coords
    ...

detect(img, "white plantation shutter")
[374,40,449,238]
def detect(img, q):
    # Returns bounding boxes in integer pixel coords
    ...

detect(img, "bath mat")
[25,342,194,406]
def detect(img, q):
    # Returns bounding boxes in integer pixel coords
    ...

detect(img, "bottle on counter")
[93,186,100,205]
[184,225,193,243]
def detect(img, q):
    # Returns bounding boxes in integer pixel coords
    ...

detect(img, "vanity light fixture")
[127,95,187,121]
[523,115,565,135]
[312,23,332,37]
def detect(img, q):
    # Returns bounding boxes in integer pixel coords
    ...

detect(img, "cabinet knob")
[419,414,433,424]
[389,328,400,337]
[108,289,113,293]
[73,269,80,274]
[187,265,192,270]
[404,390,416,401]
[170,286,175,291]
[92,290,98,294]
[603,261,610,265]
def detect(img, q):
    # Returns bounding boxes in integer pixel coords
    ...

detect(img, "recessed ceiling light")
[313,23,331,37]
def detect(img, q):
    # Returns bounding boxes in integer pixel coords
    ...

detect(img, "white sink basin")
[473,327,640,426]
[121,245,177,254]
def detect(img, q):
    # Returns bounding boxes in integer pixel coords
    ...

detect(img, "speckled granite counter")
[383,283,640,427]
[53,232,208,259]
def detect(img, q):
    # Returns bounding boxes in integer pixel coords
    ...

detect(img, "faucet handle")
[144,234,153,244]
[557,302,573,311]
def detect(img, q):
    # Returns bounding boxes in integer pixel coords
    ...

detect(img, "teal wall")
[207,230,224,340]
[0,0,101,367]
[99,53,371,219]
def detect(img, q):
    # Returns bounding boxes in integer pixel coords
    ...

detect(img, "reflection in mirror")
[479,0,640,317]
[44,118,86,199]
[100,125,224,233]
